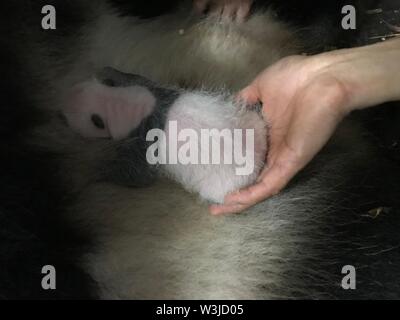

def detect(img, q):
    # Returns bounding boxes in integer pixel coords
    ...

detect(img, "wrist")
[355,39,400,107]
[315,39,400,113]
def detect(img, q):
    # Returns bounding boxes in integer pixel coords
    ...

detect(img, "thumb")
[237,83,260,105]
[193,0,208,13]
[224,154,299,206]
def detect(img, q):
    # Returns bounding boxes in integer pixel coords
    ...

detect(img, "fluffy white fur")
[78,130,367,299]
[47,0,298,97]
[159,92,267,203]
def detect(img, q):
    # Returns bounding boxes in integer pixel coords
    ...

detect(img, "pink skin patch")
[62,81,156,140]
[194,0,253,22]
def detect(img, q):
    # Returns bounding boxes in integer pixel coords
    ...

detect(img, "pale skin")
[193,0,253,22]
[210,38,400,215]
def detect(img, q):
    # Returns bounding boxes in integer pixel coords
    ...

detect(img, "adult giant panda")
[1,0,399,299]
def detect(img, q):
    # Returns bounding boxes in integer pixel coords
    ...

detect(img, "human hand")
[210,38,400,215]
[193,0,253,22]
[210,55,352,215]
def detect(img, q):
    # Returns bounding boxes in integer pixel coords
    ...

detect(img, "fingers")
[236,0,252,22]
[214,147,303,215]
[209,203,248,215]
[209,170,287,216]
[193,0,226,16]
[208,2,224,18]
[221,4,236,21]
[237,83,260,105]
[228,165,293,205]
[193,0,209,14]
[194,0,253,22]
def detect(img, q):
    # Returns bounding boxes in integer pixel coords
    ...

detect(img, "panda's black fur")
[0,33,97,299]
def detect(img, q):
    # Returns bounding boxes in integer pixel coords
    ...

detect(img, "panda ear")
[96,67,156,88]
[96,67,127,87]
[62,80,157,140]
[105,85,157,140]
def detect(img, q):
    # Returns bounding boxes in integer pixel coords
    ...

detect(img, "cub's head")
[63,67,267,203]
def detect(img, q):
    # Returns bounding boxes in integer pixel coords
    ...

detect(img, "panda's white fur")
[48,1,298,96]
[158,92,267,203]
[77,126,369,299]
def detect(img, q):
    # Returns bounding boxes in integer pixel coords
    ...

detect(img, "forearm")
[317,38,400,112]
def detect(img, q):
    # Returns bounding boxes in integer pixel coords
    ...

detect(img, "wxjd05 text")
[155,303,244,318]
